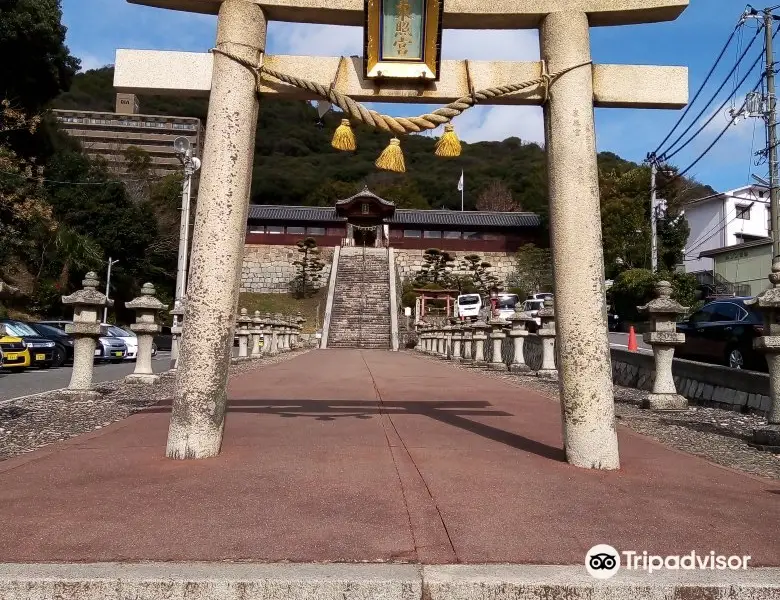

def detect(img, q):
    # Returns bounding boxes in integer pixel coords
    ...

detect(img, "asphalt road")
[0,352,173,402]
[608,331,652,352]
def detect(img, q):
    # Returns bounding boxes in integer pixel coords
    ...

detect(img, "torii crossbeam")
[116,0,689,470]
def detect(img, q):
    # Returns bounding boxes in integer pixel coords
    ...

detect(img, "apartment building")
[53,93,203,180]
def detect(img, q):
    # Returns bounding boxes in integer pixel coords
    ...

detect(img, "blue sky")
[62,0,765,192]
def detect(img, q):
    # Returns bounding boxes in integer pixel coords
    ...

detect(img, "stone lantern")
[61,271,111,397]
[282,315,292,351]
[295,311,306,348]
[251,310,263,358]
[471,320,490,366]
[508,306,533,373]
[125,283,168,384]
[169,299,186,370]
[747,265,780,452]
[236,308,252,359]
[537,297,558,379]
[488,319,508,371]
[638,280,688,411]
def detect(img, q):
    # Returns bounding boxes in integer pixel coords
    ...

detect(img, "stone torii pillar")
[165,0,266,459]
[118,0,688,468]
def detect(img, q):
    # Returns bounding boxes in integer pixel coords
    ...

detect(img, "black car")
[0,320,57,369]
[153,326,173,356]
[27,322,74,367]
[676,298,767,371]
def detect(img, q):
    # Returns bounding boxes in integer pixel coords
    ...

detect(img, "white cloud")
[77,52,111,72]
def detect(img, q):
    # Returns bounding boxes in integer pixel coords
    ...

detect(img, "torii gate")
[115,0,689,469]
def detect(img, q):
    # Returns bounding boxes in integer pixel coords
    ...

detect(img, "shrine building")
[241,188,545,294]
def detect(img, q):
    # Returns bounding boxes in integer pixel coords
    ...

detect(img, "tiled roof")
[247,205,540,228]
[335,187,395,207]
[389,210,541,227]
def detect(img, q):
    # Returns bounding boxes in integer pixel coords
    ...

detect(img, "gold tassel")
[331,119,356,152]
[435,123,462,157]
[375,138,406,173]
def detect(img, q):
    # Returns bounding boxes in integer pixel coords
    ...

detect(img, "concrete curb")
[0,563,778,600]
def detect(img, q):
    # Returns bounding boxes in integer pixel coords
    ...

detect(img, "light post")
[172,136,202,356]
[103,257,120,323]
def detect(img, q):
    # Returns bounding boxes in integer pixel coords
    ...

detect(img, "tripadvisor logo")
[585,545,752,579]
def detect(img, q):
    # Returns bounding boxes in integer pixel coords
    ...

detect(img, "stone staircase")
[328,246,392,349]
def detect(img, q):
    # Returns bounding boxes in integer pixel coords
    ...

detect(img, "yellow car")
[0,334,31,371]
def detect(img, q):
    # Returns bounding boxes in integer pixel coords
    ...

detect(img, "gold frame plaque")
[364,0,443,81]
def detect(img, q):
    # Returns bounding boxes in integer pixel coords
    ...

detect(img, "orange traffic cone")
[628,326,638,352]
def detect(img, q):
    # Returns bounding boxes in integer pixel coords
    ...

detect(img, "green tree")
[460,254,499,296]
[0,0,79,111]
[608,268,698,322]
[414,248,455,288]
[509,243,553,296]
[291,237,325,298]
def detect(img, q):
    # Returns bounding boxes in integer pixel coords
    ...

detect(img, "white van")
[456,294,482,320]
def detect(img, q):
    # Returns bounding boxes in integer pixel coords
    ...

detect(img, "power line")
[653,19,744,155]
[660,74,766,184]
[660,27,766,160]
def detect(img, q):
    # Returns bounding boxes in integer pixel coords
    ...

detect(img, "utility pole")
[765,7,780,270]
[650,159,658,273]
[103,257,119,323]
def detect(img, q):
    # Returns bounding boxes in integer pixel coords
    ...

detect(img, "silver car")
[37,321,127,364]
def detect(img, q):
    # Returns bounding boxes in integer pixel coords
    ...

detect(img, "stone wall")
[611,348,772,415]
[394,249,516,285]
[241,244,335,294]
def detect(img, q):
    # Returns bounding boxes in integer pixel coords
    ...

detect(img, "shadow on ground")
[145,398,566,462]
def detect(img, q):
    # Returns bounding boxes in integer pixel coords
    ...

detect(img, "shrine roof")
[247,205,541,228]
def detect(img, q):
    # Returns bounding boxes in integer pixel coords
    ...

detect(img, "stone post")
[167,0,267,460]
[508,307,532,373]
[451,326,463,362]
[537,298,558,379]
[125,283,168,384]
[426,329,434,354]
[282,316,291,352]
[264,313,278,356]
[748,265,780,452]
[489,320,508,371]
[444,325,453,359]
[251,310,263,358]
[422,328,430,353]
[541,12,619,469]
[638,281,688,411]
[438,327,447,357]
[61,272,111,398]
[462,325,474,363]
[169,299,185,370]
[471,320,489,366]
[274,313,285,353]
[236,308,251,359]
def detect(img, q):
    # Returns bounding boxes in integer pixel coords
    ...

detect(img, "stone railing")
[413,310,773,418]
[611,348,771,416]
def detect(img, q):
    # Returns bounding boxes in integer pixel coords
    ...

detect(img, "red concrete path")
[0,350,778,565]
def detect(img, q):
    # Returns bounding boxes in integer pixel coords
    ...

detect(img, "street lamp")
[103,257,120,323]
[172,137,202,352]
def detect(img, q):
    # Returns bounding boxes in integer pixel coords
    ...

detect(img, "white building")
[683,184,770,274]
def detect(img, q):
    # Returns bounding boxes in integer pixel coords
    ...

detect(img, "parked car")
[1,320,56,369]
[38,321,127,363]
[676,298,767,370]
[495,293,520,321]
[456,294,482,320]
[522,298,545,328]
[26,322,73,367]
[153,326,173,357]
[102,324,138,361]
[0,331,30,371]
